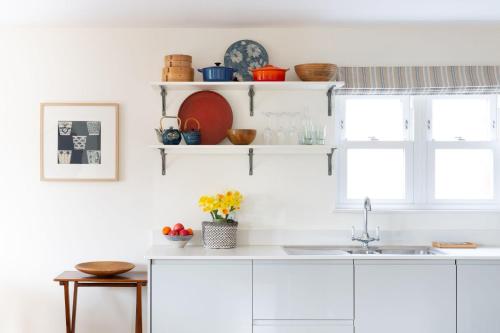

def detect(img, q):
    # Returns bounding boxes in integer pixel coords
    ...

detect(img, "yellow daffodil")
[198,190,244,221]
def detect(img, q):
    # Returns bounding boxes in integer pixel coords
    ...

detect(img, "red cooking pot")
[251,65,289,81]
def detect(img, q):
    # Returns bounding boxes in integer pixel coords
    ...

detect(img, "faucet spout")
[352,197,379,248]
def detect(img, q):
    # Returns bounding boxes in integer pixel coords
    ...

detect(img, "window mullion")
[412,96,428,206]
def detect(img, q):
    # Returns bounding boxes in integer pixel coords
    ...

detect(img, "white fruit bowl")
[165,235,193,248]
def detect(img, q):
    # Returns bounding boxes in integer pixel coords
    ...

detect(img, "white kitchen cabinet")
[151,260,252,333]
[355,260,456,333]
[457,260,500,333]
[253,260,353,320]
[253,320,353,333]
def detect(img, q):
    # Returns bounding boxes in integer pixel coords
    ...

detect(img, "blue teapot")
[181,117,201,145]
[156,116,182,145]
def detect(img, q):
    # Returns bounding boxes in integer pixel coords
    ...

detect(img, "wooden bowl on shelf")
[294,63,337,81]
[227,129,257,145]
[75,261,135,277]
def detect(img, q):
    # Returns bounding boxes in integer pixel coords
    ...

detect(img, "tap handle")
[375,226,380,241]
[351,226,355,240]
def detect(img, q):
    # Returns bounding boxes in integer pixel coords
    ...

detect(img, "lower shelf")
[150,145,336,176]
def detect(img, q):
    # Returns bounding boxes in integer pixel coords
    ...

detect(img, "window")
[336,95,499,210]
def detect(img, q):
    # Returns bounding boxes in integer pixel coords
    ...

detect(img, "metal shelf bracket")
[160,148,167,175]
[248,148,254,175]
[160,86,167,117]
[248,86,255,117]
[327,148,336,176]
[327,85,336,117]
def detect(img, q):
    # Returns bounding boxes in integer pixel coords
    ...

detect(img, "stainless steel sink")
[283,247,350,255]
[283,246,442,256]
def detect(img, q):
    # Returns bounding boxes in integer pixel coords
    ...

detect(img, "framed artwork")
[40,103,119,181]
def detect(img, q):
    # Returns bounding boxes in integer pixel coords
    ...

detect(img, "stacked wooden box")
[162,54,194,81]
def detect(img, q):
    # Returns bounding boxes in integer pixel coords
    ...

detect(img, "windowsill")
[334,208,500,214]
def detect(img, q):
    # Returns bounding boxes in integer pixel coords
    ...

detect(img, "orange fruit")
[187,228,193,235]
[162,226,171,235]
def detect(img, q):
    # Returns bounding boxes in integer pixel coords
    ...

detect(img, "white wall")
[1,25,500,332]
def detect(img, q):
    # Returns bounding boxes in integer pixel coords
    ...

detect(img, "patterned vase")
[202,221,238,249]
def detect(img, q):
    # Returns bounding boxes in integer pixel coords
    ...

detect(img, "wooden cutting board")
[432,241,477,249]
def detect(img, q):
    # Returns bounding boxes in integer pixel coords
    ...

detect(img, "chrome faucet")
[352,197,380,248]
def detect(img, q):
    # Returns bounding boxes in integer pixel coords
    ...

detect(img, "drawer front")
[457,262,500,333]
[355,262,456,333]
[253,320,353,333]
[253,260,353,320]
[152,260,252,333]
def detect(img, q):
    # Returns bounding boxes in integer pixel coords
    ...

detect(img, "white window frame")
[336,95,413,208]
[335,94,500,211]
[418,95,500,209]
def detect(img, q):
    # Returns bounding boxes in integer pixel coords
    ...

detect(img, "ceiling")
[1,0,500,27]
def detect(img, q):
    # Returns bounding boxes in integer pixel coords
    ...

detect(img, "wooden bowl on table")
[227,129,257,145]
[75,261,135,277]
[294,63,337,81]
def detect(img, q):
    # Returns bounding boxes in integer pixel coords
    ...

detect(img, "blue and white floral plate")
[224,40,269,81]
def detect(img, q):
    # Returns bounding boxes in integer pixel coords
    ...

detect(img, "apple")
[187,228,193,235]
[179,229,190,236]
[173,223,184,232]
[168,230,179,236]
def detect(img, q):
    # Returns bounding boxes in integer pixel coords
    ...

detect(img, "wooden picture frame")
[40,103,119,181]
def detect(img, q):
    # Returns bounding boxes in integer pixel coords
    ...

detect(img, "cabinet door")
[253,260,353,320]
[151,260,252,333]
[253,320,353,333]
[457,260,500,333]
[355,260,456,333]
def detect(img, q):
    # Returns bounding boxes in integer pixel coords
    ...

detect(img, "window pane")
[345,98,406,141]
[432,98,492,141]
[435,149,494,200]
[347,149,406,200]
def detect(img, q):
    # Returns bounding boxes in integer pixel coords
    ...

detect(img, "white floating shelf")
[151,81,344,117]
[151,81,344,91]
[150,145,336,176]
[149,144,335,155]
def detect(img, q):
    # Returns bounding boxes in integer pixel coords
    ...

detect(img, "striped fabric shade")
[336,66,500,95]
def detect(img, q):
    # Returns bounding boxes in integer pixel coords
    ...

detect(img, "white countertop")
[146,245,500,260]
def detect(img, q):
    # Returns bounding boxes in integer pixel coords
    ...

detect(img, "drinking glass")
[263,112,274,145]
[301,113,314,145]
[314,124,327,145]
[275,112,287,145]
[286,112,300,145]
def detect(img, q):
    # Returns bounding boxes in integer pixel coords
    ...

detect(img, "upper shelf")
[150,144,335,155]
[151,81,345,91]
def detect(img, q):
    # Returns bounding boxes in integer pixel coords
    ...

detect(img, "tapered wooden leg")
[72,282,78,333]
[135,283,142,333]
[62,282,71,333]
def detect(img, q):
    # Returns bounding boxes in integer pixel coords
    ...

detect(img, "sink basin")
[283,246,349,255]
[283,246,442,256]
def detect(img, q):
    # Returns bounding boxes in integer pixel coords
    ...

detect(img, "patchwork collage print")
[57,121,101,164]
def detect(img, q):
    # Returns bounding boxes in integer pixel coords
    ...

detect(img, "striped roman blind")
[336,66,500,95]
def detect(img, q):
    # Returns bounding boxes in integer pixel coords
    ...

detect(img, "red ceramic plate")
[178,91,233,145]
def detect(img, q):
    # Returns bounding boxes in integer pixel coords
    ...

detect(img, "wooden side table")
[54,271,147,333]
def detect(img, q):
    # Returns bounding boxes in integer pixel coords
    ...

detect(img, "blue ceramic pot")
[182,131,201,145]
[198,62,235,82]
[181,117,201,145]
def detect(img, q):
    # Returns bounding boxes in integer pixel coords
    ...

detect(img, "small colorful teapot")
[181,117,201,145]
[156,116,182,145]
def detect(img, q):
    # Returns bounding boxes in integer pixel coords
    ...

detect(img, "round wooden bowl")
[227,129,257,145]
[75,261,135,277]
[294,63,337,81]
